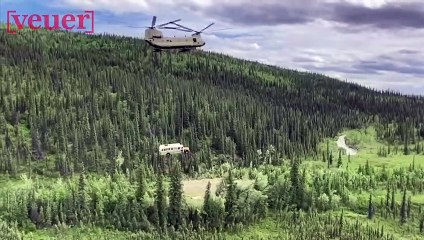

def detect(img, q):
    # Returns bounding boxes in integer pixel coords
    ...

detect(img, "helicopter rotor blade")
[157,19,182,28]
[197,22,214,33]
[202,28,233,35]
[201,28,234,35]
[128,26,150,29]
[208,27,233,32]
[151,16,157,28]
[170,22,195,32]
[160,26,193,32]
[176,28,193,32]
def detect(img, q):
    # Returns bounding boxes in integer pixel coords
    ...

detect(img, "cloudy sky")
[1,0,424,95]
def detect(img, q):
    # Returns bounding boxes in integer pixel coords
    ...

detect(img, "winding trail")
[337,135,358,156]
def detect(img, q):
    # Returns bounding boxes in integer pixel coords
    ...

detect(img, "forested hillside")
[1,28,424,176]
[1,28,424,239]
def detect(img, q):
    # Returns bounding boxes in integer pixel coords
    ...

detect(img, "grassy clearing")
[183,178,222,200]
[182,177,254,207]
[183,177,222,208]
[309,126,424,173]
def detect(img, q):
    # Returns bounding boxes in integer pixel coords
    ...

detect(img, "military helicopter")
[140,16,215,52]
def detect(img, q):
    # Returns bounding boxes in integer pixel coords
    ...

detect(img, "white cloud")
[61,0,150,14]
[325,0,386,8]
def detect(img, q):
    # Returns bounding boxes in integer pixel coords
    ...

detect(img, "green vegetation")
[1,128,424,239]
[1,27,424,239]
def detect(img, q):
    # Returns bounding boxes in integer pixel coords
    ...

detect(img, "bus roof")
[159,143,182,147]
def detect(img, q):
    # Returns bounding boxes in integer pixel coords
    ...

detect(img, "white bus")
[159,143,190,156]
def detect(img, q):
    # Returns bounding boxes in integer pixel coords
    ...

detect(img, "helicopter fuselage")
[144,28,205,51]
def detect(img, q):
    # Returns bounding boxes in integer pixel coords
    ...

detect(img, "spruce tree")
[385,184,390,208]
[367,194,374,219]
[290,159,300,209]
[400,188,407,224]
[202,181,212,227]
[155,173,167,231]
[77,170,89,219]
[407,196,411,219]
[136,164,147,202]
[326,140,330,159]
[404,130,410,155]
[168,161,183,230]
[328,151,333,167]
[224,169,237,227]
[337,150,342,167]
[31,128,44,160]
[391,187,395,212]
[339,210,344,236]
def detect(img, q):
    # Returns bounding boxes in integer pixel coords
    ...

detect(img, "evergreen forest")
[1,27,424,239]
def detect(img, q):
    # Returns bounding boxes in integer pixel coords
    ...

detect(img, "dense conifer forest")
[1,27,424,239]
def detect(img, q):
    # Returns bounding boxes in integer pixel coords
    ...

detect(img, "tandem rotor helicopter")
[133,16,218,52]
